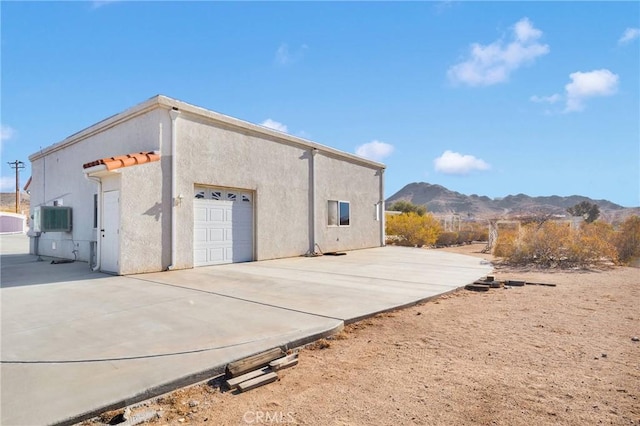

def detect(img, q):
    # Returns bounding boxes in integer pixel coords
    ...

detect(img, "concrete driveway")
[1,234,491,426]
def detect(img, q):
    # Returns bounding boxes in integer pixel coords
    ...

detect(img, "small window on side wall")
[328,200,350,226]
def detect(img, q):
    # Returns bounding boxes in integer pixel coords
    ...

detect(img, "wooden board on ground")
[465,283,490,292]
[237,372,279,393]
[225,367,271,390]
[226,348,285,378]
[269,353,299,371]
[526,281,557,287]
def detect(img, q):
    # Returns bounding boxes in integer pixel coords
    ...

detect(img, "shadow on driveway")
[1,253,111,288]
[1,234,111,287]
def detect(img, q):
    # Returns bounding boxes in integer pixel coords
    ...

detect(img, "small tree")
[388,200,426,216]
[614,215,640,264]
[386,212,442,247]
[567,201,600,223]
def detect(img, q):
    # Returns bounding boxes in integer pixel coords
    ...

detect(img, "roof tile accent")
[83,151,160,171]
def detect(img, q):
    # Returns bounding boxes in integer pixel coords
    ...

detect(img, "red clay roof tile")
[83,151,160,171]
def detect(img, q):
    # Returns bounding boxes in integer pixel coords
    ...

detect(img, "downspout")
[379,168,385,247]
[310,148,318,254]
[168,108,180,270]
[84,174,102,271]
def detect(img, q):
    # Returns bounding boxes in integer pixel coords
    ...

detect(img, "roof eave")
[155,96,386,169]
[29,94,386,170]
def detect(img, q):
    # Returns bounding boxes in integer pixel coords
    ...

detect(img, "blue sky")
[2,1,639,207]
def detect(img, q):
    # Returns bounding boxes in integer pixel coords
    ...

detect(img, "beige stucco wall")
[28,108,164,267]
[118,161,167,274]
[169,110,383,267]
[314,153,382,253]
[172,112,312,268]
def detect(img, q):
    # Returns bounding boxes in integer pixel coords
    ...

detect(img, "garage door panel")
[193,248,207,264]
[194,228,208,242]
[232,244,252,262]
[209,207,225,222]
[225,247,234,262]
[208,228,224,243]
[194,206,207,221]
[234,228,252,241]
[209,248,225,264]
[193,189,253,267]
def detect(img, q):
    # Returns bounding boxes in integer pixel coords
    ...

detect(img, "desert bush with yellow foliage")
[494,220,619,268]
[386,212,442,247]
[613,215,640,265]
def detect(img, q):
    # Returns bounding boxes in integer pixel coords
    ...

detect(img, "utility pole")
[7,160,25,213]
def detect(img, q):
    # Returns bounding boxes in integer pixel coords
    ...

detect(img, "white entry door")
[193,187,253,266]
[101,190,120,273]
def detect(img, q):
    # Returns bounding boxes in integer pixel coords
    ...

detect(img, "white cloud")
[618,27,640,44]
[1,125,16,155]
[0,176,15,192]
[448,17,549,86]
[434,150,490,175]
[530,94,561,104]
[564,69,619,112]
[1,125,15,141]
[275,43,308,66]
[260,118,288,133]
[355,140,394,162]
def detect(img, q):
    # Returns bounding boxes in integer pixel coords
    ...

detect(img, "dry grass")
[305,339,332,350]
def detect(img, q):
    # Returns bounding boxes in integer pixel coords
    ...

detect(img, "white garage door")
[193,187,253,266]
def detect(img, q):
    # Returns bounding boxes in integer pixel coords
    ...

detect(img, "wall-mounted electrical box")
[33,206,73,232]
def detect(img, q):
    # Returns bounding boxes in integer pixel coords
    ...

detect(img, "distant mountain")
[386,182,639,222]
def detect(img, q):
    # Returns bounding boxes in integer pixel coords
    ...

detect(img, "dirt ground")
[90,244,639,426]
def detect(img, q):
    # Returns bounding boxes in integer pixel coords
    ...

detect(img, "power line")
[7,160,25,213]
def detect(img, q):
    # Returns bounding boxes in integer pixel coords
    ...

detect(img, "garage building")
[27,95,386,274]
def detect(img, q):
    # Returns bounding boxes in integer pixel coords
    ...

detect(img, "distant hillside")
[0,192,30,214]
[386,182,639,222]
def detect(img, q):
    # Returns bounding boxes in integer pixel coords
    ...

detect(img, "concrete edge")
[343,283,472,325]
[59,322,344,426]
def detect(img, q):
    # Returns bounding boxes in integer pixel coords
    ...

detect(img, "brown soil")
[88,244,639,426]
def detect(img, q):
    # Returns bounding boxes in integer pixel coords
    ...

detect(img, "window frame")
[328,200,350,227]
[93,194,98,228]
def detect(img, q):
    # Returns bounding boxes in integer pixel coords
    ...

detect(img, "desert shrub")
[494,221,617,268]
[568,221,617,265]
[456,230,475,244]
[386,212,442,247]
[613,215,640,264]
[463,222,489,242]
[472,228,489,242]
[387,200,426,216]
[517,223,559,266]
[493,228,518,258]
[436,232,458,247]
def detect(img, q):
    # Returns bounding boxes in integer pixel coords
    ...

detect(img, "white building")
[27,95,385,274]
